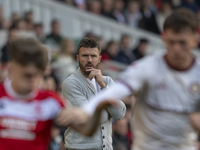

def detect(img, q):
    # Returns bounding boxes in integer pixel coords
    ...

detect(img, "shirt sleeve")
[48,91,65,119]
[82,82,131,115]
[82,58,152,115]
[117,59,149,93]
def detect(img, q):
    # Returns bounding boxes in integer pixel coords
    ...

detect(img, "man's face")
[52,22,60,35]
[162,29,198,66]
[121,36,130,49]
[77,47,102,76]
[9,62,43,95]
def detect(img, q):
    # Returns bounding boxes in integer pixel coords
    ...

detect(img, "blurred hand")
[86,68,106,89]
[190,112,200,132]
[95,99,119,112]
[55,108,89,127]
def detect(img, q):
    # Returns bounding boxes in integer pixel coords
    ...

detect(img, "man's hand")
[190,112,200,132]
[87,68,106,89]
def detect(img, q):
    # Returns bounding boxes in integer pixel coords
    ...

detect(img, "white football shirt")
[83,52,200,150]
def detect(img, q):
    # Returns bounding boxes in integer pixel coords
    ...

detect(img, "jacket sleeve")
[62,78,88,107]
[105,77,126,120]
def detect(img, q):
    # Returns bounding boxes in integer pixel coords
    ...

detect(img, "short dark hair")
[77,37,101,54]
[139,38,149,44]
[51,19,59,26]
[34,23,43,28]
[164,8,198,33]
[9,37,48,71]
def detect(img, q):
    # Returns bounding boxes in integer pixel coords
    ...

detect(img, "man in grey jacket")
[62,37,126,150]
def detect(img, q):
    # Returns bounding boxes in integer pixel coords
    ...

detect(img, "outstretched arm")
[82,82,131,115]
[55,100,118,136]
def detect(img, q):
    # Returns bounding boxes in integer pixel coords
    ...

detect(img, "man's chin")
[84,70,91,75]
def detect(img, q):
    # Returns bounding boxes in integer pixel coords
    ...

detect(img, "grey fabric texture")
[62,68,126,150]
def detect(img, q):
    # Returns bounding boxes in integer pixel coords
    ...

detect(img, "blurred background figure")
[124,0,142,28]
[10,13,20,25]
[34,23,45,42]
[75,0,86,10]
[45,19,63,51]
[132,38,149,61]
[15,19,27,31]
[101,0,116,20]
[1,27,18,65]
[180,0,198,13]
[51,39,77,86]
[24,11,34,31]
[40,62,58,92]
[113,0,126,24]
[115,34,135,65]
[87,0,102,15]
[113,118,129,150]
[139,0,160,34]
[156,1,173,32]
[101,40,119,61]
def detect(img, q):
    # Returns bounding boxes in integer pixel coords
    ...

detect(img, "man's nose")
[173,43,182,54]
[87,56,92,62]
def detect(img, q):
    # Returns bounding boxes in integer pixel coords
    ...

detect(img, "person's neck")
[11,82,31,96]
[4,79,36,100]
[165,54,194,71]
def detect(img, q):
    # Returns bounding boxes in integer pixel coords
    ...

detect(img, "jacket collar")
[75,68,101,94]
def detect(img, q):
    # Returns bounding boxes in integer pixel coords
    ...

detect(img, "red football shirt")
[0,79,65,150]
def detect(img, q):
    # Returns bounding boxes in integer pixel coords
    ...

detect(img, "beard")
[79,62,99,76]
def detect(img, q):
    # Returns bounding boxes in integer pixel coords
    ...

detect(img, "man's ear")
[99,55,102,63]
[7,62,13,79]
[76,54,79,62]
[192,34,199,49]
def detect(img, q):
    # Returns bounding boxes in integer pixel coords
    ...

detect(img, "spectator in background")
[1,19,10,30]
[124,0,142,28]
[34,23,45,42]
[45,19,63,51]
[101,0,116,20]
[115,35,135,65]
[51,39,77,85]
[15,19,27,31]
[139,0,160,34]
[101,40,119,61]
[113,0,126,24]
[24,11,34,31]
[180,0,198,13]
[113,118,130,150]
[132,38,149,61]
[75,0,86,10]
[156,1,172,32]
[11,13,20,25]
[56,0,75,6]
[87,0,102,15]
[0,6,4,29]
[196,10,200,48]
[1,27,18,65]
[40,62,59,93]
[0,59,8,83]
[0,6,9,30]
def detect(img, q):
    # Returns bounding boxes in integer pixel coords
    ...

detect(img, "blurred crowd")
[0,0,200,150]
[54,0,200,35]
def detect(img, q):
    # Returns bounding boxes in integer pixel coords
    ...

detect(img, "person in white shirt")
[82,8,200,150]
